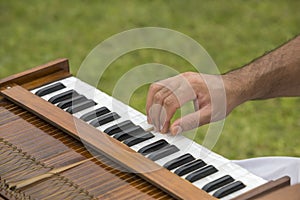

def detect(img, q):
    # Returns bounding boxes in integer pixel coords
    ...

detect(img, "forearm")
[223,35,300,107]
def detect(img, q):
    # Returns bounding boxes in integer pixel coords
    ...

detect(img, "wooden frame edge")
[232,176,290,200]
[0,58,71,90]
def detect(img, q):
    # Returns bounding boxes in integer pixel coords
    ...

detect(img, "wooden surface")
[233,176,290,200]
[0,99,173,200]
[257,184,300,200]
[0,85,216,200]
[0,58,70,91]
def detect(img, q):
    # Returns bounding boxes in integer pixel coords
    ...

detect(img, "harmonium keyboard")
[0,59,292,200]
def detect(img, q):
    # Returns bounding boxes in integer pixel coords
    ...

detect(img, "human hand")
[146,72,239,135]
[147,36,300,135]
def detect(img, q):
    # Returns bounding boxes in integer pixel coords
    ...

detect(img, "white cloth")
[233,156,300,185]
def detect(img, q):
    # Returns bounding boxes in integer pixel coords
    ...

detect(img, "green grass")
[1,0,299,160]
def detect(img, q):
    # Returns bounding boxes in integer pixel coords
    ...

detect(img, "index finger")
[146,82,163,123]
[146,77,180,124]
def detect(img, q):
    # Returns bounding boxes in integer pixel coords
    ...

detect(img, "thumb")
[169,107,211,135]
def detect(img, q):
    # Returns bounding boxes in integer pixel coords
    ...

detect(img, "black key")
[90,112,120,127]
[104,120,135,136]
[213,181,246,198]
[80,107,110,122]
[148,145,180,161]
[113,126,145,141]
[35,82,66,97]
[48,90,79,104]
[138,139,169,155]
[202,175,235,192]
[66,100,97,114]
[57,95,87,109]
[174,159,206,176]
[123,132,154,147]
[163,153,195,170]
[186,165,218,182]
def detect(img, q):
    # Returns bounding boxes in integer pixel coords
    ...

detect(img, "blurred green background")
[1,0,299,159]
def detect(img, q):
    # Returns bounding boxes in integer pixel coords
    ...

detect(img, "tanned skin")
[146,35,300,135]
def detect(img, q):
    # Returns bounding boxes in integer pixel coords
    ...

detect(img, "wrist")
[222,72,252,112]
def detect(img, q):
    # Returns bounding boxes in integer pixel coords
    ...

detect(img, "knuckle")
[181,71,195,78]
[163,96,179,109]
[149,83,161,91]
[163,97,174,107]
[153,92,163,102]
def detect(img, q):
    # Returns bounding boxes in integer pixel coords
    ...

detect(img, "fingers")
[147,88,196,133]
[170,106,211,135]
[159,93,181,133]
[146,72,227,135]
[146,78,178,123]
[147,74,200,133]
[146,83,162,124]
[147,83,181,132]
[151,87,173,129]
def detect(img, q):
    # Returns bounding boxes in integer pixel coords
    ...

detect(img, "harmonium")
[0,58,299,200]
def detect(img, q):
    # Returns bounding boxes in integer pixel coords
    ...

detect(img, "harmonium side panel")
[0,98,174,200]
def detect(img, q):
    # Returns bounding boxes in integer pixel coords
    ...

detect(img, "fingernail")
[172,126,182,135]
[160,125,163,132]
[161,123,169,134]
[161,125,166,133]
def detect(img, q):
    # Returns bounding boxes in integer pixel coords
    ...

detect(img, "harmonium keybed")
[0,59,292,200]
